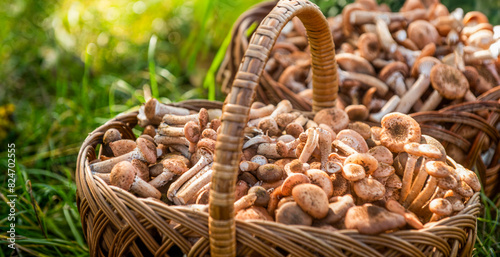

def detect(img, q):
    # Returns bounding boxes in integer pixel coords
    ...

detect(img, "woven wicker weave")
[76,1,482,256]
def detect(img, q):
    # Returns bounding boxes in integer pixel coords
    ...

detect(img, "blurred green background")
[0,0,499,256]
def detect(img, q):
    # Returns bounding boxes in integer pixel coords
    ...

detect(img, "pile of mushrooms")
[89,97,481,235]
[254,0,499,121]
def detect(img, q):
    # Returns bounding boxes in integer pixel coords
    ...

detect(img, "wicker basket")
[217,1,500,198]
[77,1,482,256]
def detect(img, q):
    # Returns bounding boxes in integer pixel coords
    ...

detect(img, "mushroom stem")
[145,98,190,122]
[234,193,257,212]
[90,138,156,173]
[299,128,319,163]
[162,108,208,128]
[318,128,333,170]
[249,104,275,120]
[385,72,407,96]
[395,73,431,113]
[154,135,190,146]
[375,15,397,54]
[173,165,213,205]
[369,95,401,122]
[399,154,418,204]
[338,69,389,95]
[419,90,442,111]
[167,150,213,201]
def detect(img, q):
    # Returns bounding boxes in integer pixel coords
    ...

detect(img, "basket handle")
[209,0,338,255]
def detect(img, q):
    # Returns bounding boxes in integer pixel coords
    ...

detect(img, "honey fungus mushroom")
[379,112,421,153]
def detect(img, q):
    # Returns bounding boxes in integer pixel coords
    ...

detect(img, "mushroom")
[419,64,470,111]
[110,161,161,199]
[234,193,257,212]
[357,32,380,61]
[369,95,401,122]
[317,128,333,170]
[305,169,334,198]
[407,20,440,50]
[378,61,409,97]
[345,204,406,234]
[379,112,421,153]
[353,177,385,202]
[375,14,398,54]
[428,198,453,221]
[313,108,349,134]
[336,53,376,75]
[144,98,190,124]
[166,149,213,201]
[248,186,270,207]
[292,184,329,219]
[108,139,137,157]
[173,164,213,205]
[336,129,369,153]
[249,104,274,120]
[385,199,423,229]
[345,105,369,121]
[101,128,122,156]
[276,202,313,225]
[256,164,284,183]
[148,158,188,188]
[298,128,319,163]
[90,137,157,173]
[395,57,440,113]
[368,146,393,165]
[235,206,273,221]
[257,100,293,136]
[162,108,209,128]
[342,163,366,182]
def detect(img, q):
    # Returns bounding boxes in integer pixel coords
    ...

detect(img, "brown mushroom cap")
[342,3,365,36]
[109,139,137,156]
[276,202,313,226]
[420,135,446,162]
[110,161,137,191]
[336,53,376,75]
[407,20,440,49]
[235,206,273,221]
[257,164,284,183]
[281,173,311,196]
[131,159,149,182]
[429,198,453,216]
[144,98,159,120]
[331,173,349,196]
[348,122,371,140]
[345,153,379,174]
[368,146,394,165]
[162,158,188,175]
[342,163,366,181]
[425,161,453,178]
[371,162,395,178]
[313,108,349,133]
[378,61,409,82]
[463,11,489,25]
[380,112,421,153]
[345,105,369,121]
[357,32,380,61]
[345,204,406,234]
[337,129,369,153]
[136,137,157,164]
[430,64,469,100]
[411,56,440,77]
[184,121,201,143]
[248,186,270,207]
[103,128,121,144]
[292,184,329,219]
[353,177,386,201]
[456,165,481,192]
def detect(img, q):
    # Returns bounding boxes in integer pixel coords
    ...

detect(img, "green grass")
[0,0,499,256]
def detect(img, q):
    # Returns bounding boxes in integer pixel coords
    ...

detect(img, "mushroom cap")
[463,11,489,25]
[411,56,440,77]
[257,164,284,183]
[258,117,280,137]
[455,180,474,197]
[235,206,273,221]
[420,135,446,162]
[336,53,376,75]
[144,98,159,120]
[380,112,421,153]
[110,161,137,191]
[344,153,379,174]
[109,139,137,156]
[305,169,334,197]
[455,165,481,192]
[417,42,436,60]
[353,177,385,201]
[445,195,465,212]
[417,144,444,159]
[407,20,440,49]
[142,125,156,138]
[313,108,349,133]
[341,3,365,36]
[429,198,453,216]
[292,184,329,219]
[103,128,122,144]
[425,161,453,178]
[281,173,310,196]
[184,121,201,143]
[197,138,216,153]
[378,61,409,82]
[385,173,403,189]
[342,163,366,181]
[331,173,349,196]
[357,32,380,61]
[345,105,369,121]
[276,202,313,226]
[337,129,369,153]
[348,122,371,140]
[248,186,270,207]
[162,158,188,175]
[430,64,469,100]
[368,146,394,165]
[131,159,150,182]
[198,108,209,127]
[345,204,406,234]
[136,137,157,164]
[437,173,459,190]
[371,162,395,178]
[285,123,304,138]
